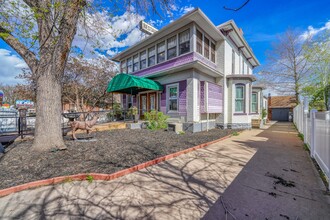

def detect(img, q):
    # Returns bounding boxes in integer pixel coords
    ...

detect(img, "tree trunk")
[32,65,66,151]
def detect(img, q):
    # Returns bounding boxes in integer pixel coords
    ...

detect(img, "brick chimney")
[268,93,271,120]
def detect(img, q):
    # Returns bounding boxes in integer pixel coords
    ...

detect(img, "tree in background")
[258,30,312,104]
[0,0,172,151]
[303,31,330,110]
[62,57,117,111]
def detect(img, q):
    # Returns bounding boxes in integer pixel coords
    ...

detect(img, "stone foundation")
[183,121,216,132]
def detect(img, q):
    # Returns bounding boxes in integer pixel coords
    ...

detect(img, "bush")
[144,110,169,130]
[262,108,267,119]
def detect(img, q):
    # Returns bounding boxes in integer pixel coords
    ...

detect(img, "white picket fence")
[293,99,330,187]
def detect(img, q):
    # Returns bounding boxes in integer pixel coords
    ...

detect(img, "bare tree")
[224,0,250,11]
[0,0,172,152]
[258,30,312,103]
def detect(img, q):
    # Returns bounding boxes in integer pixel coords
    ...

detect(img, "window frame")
[204,36,210,59]
[166,83,179,113]
[157,41,166,63]
[127,57,133,73]
[211,42,216,63]
[196,29,203,55]
[251,92,258,113]
[148,46,156,67]
[235,84,245,113]
[133,54,139,72]
[179,29,190,55]
[167,35,177,60]
[140,50,146,70]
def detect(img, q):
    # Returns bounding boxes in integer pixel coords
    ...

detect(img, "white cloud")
[0,49,27,85]
[179,5,195,15]
[300,20,330,41]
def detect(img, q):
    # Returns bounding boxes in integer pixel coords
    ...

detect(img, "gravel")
[0,128,238,189]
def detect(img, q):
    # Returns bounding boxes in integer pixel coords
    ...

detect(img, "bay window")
[140,51,146,69]
[204,36,210,59]
[211,42,216,62]
[235,85,245,112]
[251,92,258,113]
[148,47,155,67]
[196,30,203,54]
[157,41,165,63]
[179,29,190,55]
[167,36,177,60]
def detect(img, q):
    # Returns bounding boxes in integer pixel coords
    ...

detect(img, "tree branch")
[0,26,39,73]
[224,0,250,11]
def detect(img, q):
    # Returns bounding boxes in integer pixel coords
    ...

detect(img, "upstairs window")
[157,41,165,63]
[247,66,250,74]
[120,61,126,73]
[204,36,210,59]
[140,51,146,69]
[127,58,132,73]
[251,92,258,113]
[179,29,190,55]
[242,60,245,74]
[232,49,235,74]
[196,30,203,54]
[133,54,139,72]
[148,47,155,67]
[235,85,245,112]
[167,36,177,60]
[211,42,216,62]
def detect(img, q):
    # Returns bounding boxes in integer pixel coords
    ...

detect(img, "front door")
[139,92,157,119]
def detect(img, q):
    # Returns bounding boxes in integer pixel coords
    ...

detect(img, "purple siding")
[200,81,205,113]
[208,82,223,113]
[132,52,217,77]
[160,80,187,115]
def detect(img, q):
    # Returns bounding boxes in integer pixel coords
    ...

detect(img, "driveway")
[0,122,329,219]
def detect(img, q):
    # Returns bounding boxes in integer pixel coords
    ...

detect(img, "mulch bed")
[0,128,238,190]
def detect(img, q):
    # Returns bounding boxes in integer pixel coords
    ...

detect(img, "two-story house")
[108,8,264,132]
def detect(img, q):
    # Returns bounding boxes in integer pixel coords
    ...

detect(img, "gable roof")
[269,96,297,108]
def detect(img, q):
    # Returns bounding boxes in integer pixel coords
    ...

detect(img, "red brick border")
[0,134,233,198]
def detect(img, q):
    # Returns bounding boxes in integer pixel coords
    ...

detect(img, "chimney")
[268,93,271,106]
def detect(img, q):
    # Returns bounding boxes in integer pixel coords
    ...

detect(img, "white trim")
[166,83,180,113]
[234,84,245,113]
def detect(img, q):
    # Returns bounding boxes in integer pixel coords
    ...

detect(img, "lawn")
[0,128,238,189]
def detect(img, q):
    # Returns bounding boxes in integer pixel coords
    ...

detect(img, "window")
[232,49,235,74]
[204,36,209,59]
[120,61,126,73]
[179,29,190,55]
[157,41,165,63]
[251,93,258,113]
[235,85,245,112]
[196,30,203,54]
[140,51,146,69]
[133,54,139,72]
[127,58,132,73]
[148,47,155,67]
[211,42,215,62]
[167,36,177,60]
[247,66,250,74]
[168,84,178,112]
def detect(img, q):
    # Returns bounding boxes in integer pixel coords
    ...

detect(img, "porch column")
[187,77,200,122]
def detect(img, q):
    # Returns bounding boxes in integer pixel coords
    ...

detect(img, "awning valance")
[107,73,163,95]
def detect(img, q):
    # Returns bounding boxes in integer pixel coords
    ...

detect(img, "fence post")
[310,109,317,158]
[303,98,309,143]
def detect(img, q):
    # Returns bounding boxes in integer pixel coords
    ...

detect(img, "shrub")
[144,110,169,130]
[262,108,267,119]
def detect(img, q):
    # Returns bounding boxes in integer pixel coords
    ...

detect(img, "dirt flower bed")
[0,128,239,189]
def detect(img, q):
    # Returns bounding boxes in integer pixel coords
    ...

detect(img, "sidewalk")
[1,122,329,219]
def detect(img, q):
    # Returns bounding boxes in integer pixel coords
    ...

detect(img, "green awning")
[107,73,163,95]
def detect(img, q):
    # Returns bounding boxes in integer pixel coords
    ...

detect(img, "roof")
[112,8,224,62]
[269,96,297,108]
[217,20,260,67]
[107,73,163,95]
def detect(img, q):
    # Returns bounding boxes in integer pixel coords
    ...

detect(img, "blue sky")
[1,0,330,85]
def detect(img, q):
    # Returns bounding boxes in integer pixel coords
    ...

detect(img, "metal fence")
[293,99,330,188]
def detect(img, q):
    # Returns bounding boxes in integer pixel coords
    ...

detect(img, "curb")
[0,133,233,198]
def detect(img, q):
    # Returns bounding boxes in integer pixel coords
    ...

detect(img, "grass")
[232,131,239,136]
[298,132,304,141]
[86,175,94,183]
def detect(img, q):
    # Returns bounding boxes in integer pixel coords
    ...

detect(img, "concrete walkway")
[1,122,329,219]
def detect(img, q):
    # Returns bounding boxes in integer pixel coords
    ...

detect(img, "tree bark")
[32,66,66,151]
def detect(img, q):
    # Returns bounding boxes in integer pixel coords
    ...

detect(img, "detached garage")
[267,96,297,122]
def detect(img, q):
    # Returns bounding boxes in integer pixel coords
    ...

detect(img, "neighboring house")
[268,95,297,122]
[108,8,263,132]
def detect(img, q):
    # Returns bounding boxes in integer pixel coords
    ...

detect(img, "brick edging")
[0,134,233,198]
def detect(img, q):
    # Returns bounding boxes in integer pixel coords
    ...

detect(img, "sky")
[0,0,330,85]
